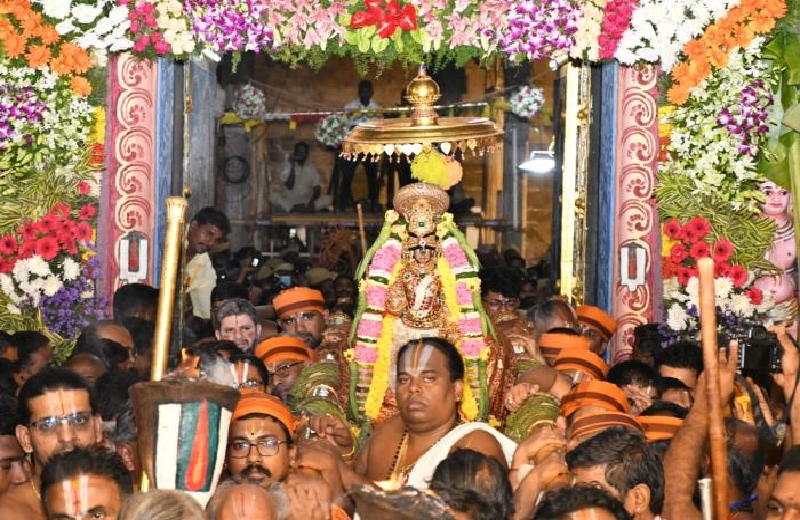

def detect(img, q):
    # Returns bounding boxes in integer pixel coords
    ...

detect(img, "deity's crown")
[393,182,449,237]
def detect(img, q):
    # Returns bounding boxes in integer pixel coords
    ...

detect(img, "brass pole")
[357,203,367,256]
[139,196,187,492]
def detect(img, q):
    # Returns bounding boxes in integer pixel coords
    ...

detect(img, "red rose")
[679,226,699,244]
[34,237,59,261]
[689,241,710,259]
[714,261,731,278]
[670,243,688,264]
[712,239,733,263]
[686,216,711,238]
[664,219,682,239]
[75,222,93,242]
[676,267,691,286]
[0,234,17,256]
[78,203,97,221]
[745,287,763,305]
[729,264,748,288]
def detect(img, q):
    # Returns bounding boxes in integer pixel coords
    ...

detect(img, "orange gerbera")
[708,46,728,68]
[57,42,92,74]
[25,44,50,68]
[0,18,13,39]
[19,9,41,38]
[4,30,26,58]
[70,76,92,97]
[684,39,706,60]
[37,25,59,45]
[667,84,691,106]
[750,15,776,33]
[49,54,70,76]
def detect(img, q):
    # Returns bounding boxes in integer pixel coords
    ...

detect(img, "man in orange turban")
[560,380,631,422]
[272,287,328,348]
[537,332,591,365]
[576,305,618,355]
[255,335,318,402]
[553,348,609,385]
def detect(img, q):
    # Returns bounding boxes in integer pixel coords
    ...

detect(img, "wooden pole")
[697,257,728,520]
[357,203,367,256]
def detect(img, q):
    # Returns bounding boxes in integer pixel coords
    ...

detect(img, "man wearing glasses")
[255,336,318,403]
[230,353,271,394]
[0,368,102,520]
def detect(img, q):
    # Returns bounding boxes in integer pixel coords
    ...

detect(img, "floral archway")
[0,0,797,359]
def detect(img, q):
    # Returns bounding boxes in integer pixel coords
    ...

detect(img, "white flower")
[12,260,31,285]
[28,255,52,278]
[55,19,77,36]
[62,258,81,281]
[0,274,17,299]
[72,4,103,24]
[39,0,72,20]
[686,277,700,303]
[43,277,63,297]
[667,304,689,331]
[729,294,753,316]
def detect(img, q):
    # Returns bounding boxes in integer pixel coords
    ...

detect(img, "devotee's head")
[75,321,137,373]
[41,446,133,520]
[632,324,662,368]
[211,282,251,326]
[527,299,579,341]
[538,331,591,366]
[655,341,703,391]
[188,207,230,255]
[64,353,108,388]
[725,417,764,502]
[207,482,277,520]
[0,395,29,495]
[430,448,513,520]
[255,336,317,402]
[480,268,522,321]
[214,298,261,353]
[13,330,53,388]
[121,317,155,381]
[293,141,310,165]
[566,427,663,519]
[273,287,328,345]
[226,392,295,489]
[120,489,207,520]
[606,360,658,408]
[575,306,617,355]
[553,348,609,386]
[533,485,632,520]
[112,283,159,322]
[767,446,800,520]
[358,79,373,105]
[230,353,270,394]
[113,406,139,477]
[655,377,693,408]
[567,412,644,448]
[0,331,18,363]
[561,381,631,424]
[396,338,464,432]
[17,367,101,471]
[637,402,687,462]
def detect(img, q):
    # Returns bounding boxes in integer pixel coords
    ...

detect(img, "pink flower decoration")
[460,338,484,357]
[358,316,383,339]
[355,345,378,364]
[366,285,387,308]
[455,282,473,306]
[443,243,469,268]
[458,317,483,335]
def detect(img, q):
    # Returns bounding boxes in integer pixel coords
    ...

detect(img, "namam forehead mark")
[30,388,89,419]
[400,342,436,376]
[55,474,91,518]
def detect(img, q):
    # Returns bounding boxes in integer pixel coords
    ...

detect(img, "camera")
[251,256,262,268]
[721,324,783,374]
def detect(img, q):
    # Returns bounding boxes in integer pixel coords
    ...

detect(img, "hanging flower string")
[184,0,275,55]
[596,0,638,59]
[716,79,773,157]
[350,0,418,39]
[497,0,581,67]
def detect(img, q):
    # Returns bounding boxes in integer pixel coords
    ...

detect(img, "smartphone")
[289,228,297,239]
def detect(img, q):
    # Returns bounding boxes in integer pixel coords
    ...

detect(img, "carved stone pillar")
[609,65,662,363]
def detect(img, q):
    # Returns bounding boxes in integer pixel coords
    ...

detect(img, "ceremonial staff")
[140,196,188,491]
[697,257,728,520]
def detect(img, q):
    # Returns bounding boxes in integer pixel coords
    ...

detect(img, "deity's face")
[760,181,791,217]
[227,415,291,489]
[396,344,462,431]
[44,473,123,520]
[17,389,101,469]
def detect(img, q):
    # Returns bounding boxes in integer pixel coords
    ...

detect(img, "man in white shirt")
[185,207,230,320]
[270,142,331,212]
[339,80,381,212]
